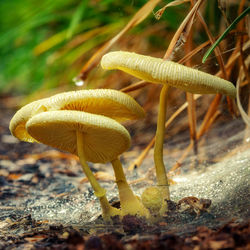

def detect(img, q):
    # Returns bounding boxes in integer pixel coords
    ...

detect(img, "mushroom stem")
[111,158,149,218]
[154,85,170,211]
[76,131,120,220]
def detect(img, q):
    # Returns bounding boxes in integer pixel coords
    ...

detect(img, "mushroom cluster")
[101,51,236,215]
[9,89,149,220]
[9,51,237,223]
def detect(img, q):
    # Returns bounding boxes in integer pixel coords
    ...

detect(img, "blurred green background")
[0,0,232,96]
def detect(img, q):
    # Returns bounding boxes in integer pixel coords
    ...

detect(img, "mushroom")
[9,89,145,143]
[101,51,236,213]
[101,51,236,98]
[9,89,149,219]
[141,186,163,222]
[25,110,149,219]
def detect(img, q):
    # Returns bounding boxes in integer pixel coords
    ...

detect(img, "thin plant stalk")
[128,94,201,172]
[163,0,204,60]
[185,28,198,157]
[170,95,222,172]
[121,80,150,93]
[186,92,198,155]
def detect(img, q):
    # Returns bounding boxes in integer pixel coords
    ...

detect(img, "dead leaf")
[80,171,114,183]
[164,0,204,59]
[24,150,78,161]
[24,235,47,243]
[7,173,23,180]
[154,0,190,20]
[78,0,161,80]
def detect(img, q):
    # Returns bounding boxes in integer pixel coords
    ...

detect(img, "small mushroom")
[101,51,236,213]
[25,110,148,219]
[9,89,145,143]
[141,186,163,222]
[9,89,149,219]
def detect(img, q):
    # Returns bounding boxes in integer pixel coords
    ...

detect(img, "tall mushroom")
[101,51,236,213]
[101,52,236,97]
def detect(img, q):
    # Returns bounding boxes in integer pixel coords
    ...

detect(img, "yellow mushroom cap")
[26,110,131,163]
[46,89,145,121]
[9,98,49,143]
[101,51,236,98]
[9,89,145,143]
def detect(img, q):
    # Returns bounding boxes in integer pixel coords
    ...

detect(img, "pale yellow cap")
[9,89,145,143]
[26,110,131,163]
[101,51,236,98]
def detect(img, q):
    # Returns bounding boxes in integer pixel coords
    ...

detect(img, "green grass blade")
[202,7,250,63]
[66,1,87,39]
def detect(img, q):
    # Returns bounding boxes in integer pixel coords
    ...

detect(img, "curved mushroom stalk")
[77,131,121,220]
[111,158,149,218]
[154,84,170,212]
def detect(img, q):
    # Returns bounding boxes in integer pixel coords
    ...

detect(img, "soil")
[0,95,249,249]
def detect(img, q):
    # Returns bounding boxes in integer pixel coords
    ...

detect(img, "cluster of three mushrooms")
[9,89,149,220]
